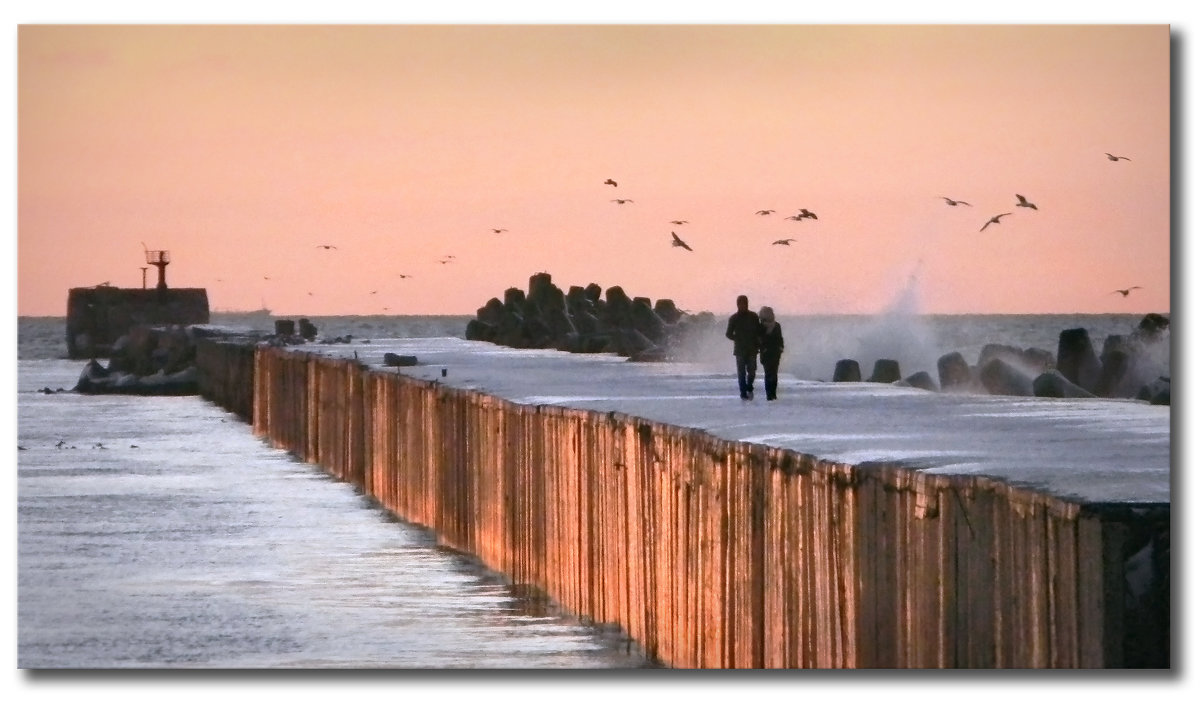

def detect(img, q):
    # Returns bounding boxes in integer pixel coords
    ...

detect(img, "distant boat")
[213,307,272,316]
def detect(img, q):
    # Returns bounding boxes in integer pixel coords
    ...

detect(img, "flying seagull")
[490,228,508,234]
[1105,153,1132,162]
[316,244,338,250]
[980,213,1013,231]
[796,208,818,220]
[668,220,689,225]
[772,238,796,246]
[1015,194,1038,210]
[940,197,972,206]
[1112,286,1143,297]
[670,231,693,252]
[755,209,776,216]
[397,274,413,279]
[784,214,807,222]
[603,178,618,187]
[612,199,634,205]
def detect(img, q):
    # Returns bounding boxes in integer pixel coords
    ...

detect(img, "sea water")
[14,312,1164,668]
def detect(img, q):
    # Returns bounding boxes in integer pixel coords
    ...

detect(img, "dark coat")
[726,310,761,356]
[759,322,784,365]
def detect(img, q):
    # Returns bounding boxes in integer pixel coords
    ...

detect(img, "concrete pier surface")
[305,336,1169,506]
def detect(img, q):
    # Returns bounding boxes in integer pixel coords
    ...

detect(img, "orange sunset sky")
[15,21,1172,318]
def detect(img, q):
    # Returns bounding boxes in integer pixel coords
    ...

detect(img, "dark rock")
[978,357,1034,396]
[833,359,861,382]
[867,359,901,384]
[978,343,1023,368]
[937,351,972,391]
[1021,347,1056,374]
[900,371,938,392]
[628,299,667,342]
[383,353,419,367]
[606,328,656,357]
[528,272,555,303]
[477,298,506,326]
[503,287,526,309]
[628,344,668,362]
[521,316,552,348]
[565,286,593,315]
[572,310,602,335]
[581,333,611,354]
[1057,328,1101,392]
[1033,370,1097,398]
[1136,313,1170,340]
[543,307,577,344]
[603,286,633,326]
[298,318,318,340]
[1137,376,1171,406]
[584,283,603,302]
[73,359,110,393]
[654,299,682,325]
[275,319,296,336]
[465,319,495,342]
[1096,334,1134,398]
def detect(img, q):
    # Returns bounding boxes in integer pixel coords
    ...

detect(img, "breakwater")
[66,286,210,359]
[193,338,1169,668]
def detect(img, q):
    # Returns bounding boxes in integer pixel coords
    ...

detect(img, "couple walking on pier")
[725,294,785,401]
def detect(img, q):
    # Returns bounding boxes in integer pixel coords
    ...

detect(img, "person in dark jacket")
[725,295,760,399]
[757,306,784,401]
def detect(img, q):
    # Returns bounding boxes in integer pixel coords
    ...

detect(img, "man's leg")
[745,356,757,398]
[736,356,749,398]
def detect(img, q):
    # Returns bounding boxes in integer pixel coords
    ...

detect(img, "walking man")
[725,294,761,399]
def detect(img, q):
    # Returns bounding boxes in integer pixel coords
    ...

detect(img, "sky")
[14,20,1172,317]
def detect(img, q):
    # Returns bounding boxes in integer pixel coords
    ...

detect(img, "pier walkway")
[320,336,1169,505]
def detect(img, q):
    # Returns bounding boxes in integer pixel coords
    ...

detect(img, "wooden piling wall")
[194,339,256,423]
[204,344,1168,668]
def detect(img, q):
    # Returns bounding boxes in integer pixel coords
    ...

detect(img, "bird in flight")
[1105,153,1132,162]
[438,259,454,264]
[670,231,693,252]
[1015,194,1038,210]
[612,199,634,205]
[668,220,689,225]
[940,197,972,206]
[397,273,412,279]
[316,244,338,250]
[1112,286,1143,297]
[980,213,1012,231]
[784,214,808,222]
[772,239,796,246]
[490,228,508,234]
[755,209,775,216]
[603,178,618,187]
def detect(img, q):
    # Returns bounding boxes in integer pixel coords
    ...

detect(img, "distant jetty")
[65,245,209,359]
[66,286,209,359]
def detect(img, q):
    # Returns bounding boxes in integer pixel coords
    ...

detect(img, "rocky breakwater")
[464,272,716,362]
[835,313,1171,405]
[72,319,323,395]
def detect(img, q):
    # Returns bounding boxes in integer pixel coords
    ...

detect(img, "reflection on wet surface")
[18,361,650,669]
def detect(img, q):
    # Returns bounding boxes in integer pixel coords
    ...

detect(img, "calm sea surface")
[15,312,1162,669]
